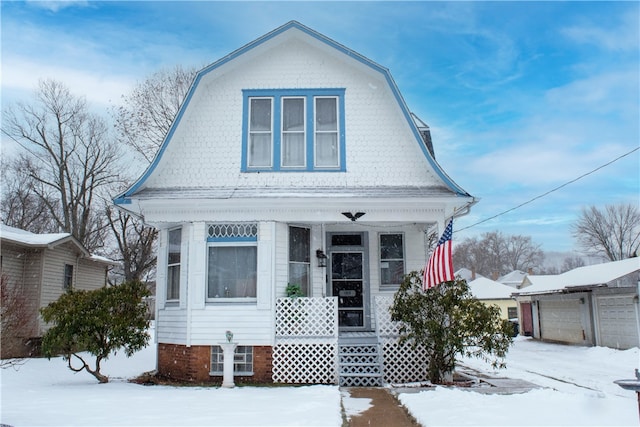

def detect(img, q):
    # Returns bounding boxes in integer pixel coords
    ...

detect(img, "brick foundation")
[158,343,272,384]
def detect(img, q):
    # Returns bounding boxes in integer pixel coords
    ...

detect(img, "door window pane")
[331,234,362,247]
[331,252,363,279]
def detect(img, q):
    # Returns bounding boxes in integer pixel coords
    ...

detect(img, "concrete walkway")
[341,367,540,426]
[343,387,420,427]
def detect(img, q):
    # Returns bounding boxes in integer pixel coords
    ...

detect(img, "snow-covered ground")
[2,333,638,426]
[401,336,640,426]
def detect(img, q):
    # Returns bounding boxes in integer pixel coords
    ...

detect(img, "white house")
[114,21,475,385]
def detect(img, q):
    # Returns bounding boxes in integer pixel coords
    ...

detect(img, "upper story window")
[167,228,182,301]
[242,89,345,172]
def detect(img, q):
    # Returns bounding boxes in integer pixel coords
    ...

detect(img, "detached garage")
[514,258,639,349]
[594,287,639,349]
[536,293,593,345]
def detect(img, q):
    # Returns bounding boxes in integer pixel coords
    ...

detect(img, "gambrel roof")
[115,21,471,206]
[113,21,476,229]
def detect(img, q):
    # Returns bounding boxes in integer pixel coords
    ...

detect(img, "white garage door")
[539,299,584,344]
[596,295,638,349]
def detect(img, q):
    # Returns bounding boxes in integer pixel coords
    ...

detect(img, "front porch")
[273,296,428,386]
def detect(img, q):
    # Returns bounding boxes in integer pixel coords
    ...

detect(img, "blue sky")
[2,1,638,253]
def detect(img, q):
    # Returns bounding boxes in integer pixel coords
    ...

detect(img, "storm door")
[327,232,370,331]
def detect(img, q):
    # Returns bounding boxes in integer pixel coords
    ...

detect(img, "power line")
[456,145,640,233]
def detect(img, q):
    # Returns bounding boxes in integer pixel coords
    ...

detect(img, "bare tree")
[3,79,123,251]
[105,205,157,282]
[1,273,32,364]
[0,160,58,233]
[572,203,640,261]
[503,234,544,273]
[453,231,544,278]
[453,237,493,278]
[112,65,197,162]
[561,256,585,272]
[106,65,197,284]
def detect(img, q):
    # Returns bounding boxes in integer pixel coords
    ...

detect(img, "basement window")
[210,345,254,376]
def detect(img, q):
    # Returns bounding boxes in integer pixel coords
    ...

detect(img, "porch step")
[338,336,383,387]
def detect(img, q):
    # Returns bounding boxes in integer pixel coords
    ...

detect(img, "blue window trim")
[241,88,346,172]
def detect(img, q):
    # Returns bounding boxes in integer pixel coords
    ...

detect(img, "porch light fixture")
[316,249,327,267]
[342,212,366,221]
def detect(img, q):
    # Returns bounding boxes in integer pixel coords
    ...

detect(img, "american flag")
[423,219,454,290]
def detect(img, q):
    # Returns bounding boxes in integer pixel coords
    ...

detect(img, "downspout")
[635,277,640,348]
[321,222,326,297]
[185,224,191,348]
[449,197,478,221]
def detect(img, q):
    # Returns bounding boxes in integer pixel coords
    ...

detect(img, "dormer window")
[242,89,345,172]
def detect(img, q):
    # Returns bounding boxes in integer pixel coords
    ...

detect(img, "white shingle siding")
[144,37,439,190]
[126,23,475,355]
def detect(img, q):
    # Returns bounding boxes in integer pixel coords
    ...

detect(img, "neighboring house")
[498,270,529,289]
[467,277,518,321]
[0,224,115,358]
[513,257,640,349]
[455,267,484,282]
[113,21,475,386]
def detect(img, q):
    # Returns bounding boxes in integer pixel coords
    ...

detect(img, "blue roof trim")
[114,20,470,201]
[113,197,132,205]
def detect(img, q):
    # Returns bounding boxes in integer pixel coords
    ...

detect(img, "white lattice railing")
[273,296,429,385]
[273,297,339,384]
[374,296,429,384]
[275,297,338,337]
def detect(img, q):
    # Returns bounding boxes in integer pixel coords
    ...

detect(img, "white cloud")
[25,0,89,13]
[562,9,639,52]
[544,69,640,118]
[2,54,134,109]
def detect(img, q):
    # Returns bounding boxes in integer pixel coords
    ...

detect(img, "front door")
[327,232,369,331]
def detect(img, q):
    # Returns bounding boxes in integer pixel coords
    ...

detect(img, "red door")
[521,302,533,336]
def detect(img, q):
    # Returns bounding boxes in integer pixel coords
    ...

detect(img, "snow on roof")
[468,277,515,300]
[1,223,72,246]
[88,254,118,265]
[562,257,639,287]
[0,224,114,264]
[518,275,565,294]
[498,270,528,288]
[516,258,639,296]
[455,267,485,282]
